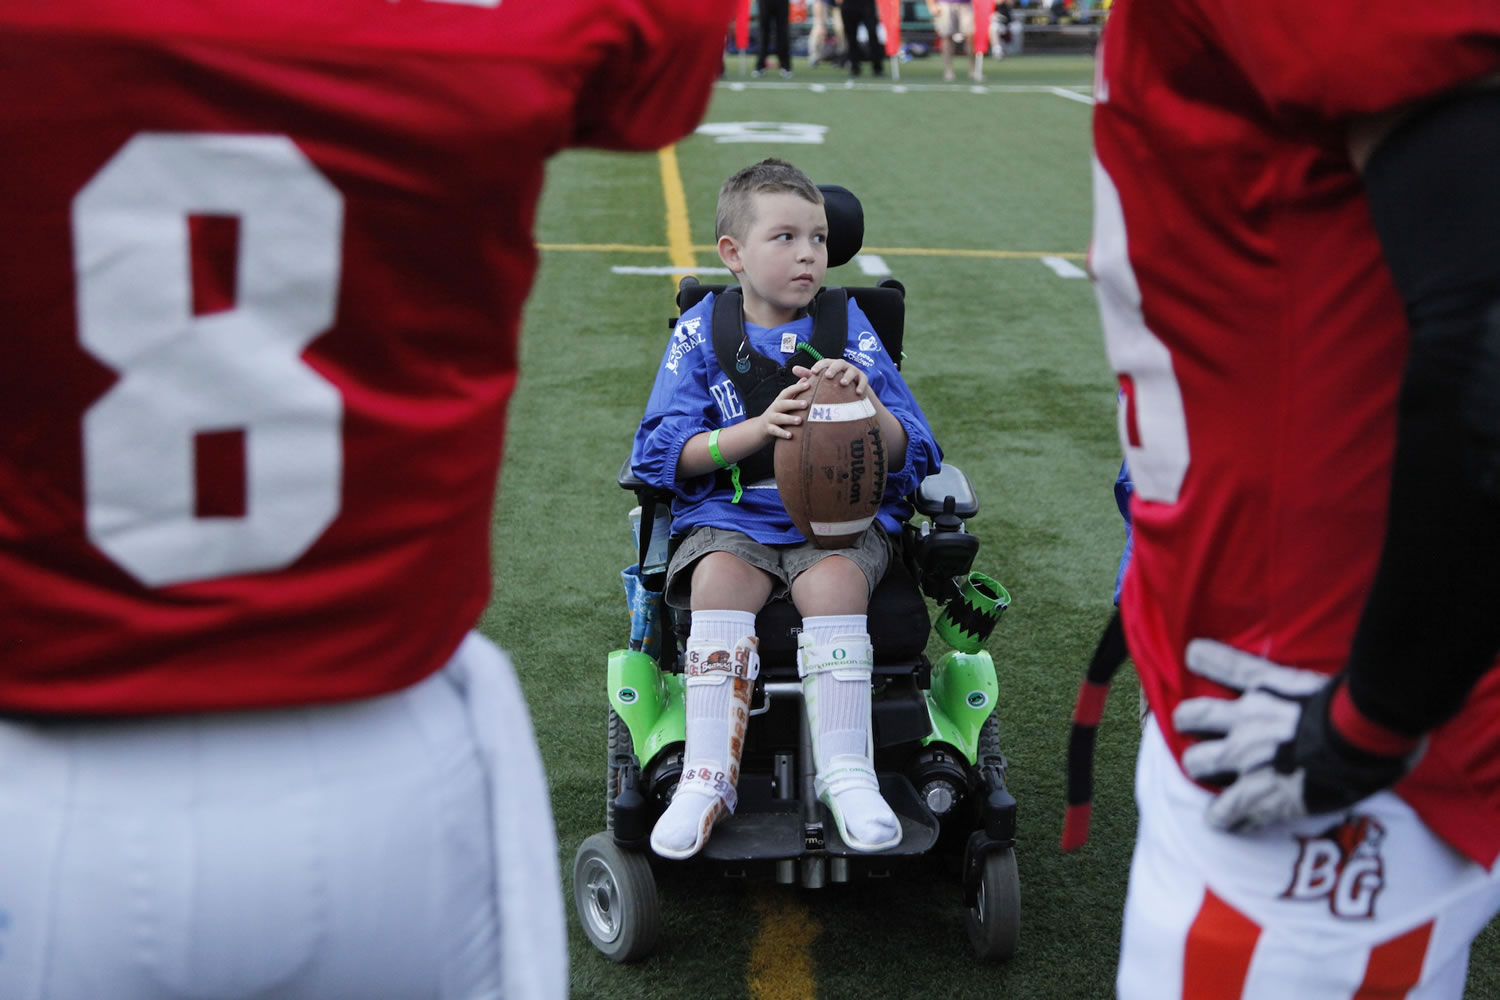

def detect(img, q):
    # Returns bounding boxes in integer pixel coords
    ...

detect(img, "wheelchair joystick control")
[935,495,963,533]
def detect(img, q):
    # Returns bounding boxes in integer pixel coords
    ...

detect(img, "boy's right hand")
[755,377,811,441]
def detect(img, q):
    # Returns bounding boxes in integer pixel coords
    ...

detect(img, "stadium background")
[485,41,1500,1000]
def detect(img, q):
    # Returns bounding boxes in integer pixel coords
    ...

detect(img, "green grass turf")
[486,53,1500,999]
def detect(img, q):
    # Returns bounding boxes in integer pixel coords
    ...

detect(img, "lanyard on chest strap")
[708,287,849,496]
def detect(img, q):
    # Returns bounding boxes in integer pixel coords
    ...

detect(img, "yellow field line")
[658,145,697,290]
[747,888,822,1000]
[537,241,1086,261]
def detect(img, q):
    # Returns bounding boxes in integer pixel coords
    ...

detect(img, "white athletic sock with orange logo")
[649,610,758,859]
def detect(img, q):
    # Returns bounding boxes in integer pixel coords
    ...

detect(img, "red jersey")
[0,0,732,714]
[1091,0,1500,865]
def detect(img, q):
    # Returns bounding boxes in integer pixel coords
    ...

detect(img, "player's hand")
[1171,640,1423,833]
[755,377,811,441]
[793,359,869,396]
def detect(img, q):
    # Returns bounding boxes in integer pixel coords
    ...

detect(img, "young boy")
[631,158,942,859]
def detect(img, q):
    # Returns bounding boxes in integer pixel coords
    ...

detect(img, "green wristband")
[708,428,730,470]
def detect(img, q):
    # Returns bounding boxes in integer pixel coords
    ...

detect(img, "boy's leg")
[789,535,900,852]
[650,549,772,859]
[649,607,761,859]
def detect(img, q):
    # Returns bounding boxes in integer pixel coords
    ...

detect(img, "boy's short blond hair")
[715,158,824,241]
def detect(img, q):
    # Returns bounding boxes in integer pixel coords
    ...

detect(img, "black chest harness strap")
[709,286,849,497]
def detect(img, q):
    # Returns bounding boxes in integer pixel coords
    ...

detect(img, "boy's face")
[718,191,829,328]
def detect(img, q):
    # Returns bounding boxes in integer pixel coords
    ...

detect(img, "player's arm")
[572,0,737,151]
[1337,79,1500,740]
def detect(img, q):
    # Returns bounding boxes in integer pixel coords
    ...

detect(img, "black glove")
[1171,639,1424,832]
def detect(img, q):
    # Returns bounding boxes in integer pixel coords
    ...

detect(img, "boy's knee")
[691,552,774,612]
[791,555,871,615]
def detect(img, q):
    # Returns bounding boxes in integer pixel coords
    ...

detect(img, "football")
[774,375,887,549]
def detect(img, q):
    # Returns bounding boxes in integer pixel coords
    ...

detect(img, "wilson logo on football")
[1281,814,1387,920]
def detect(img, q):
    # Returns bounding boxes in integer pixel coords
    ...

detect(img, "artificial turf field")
[484,53,1500,1000]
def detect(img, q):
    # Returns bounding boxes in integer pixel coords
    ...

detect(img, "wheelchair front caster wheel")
[965,848,1020,961]
[573,832,660,962]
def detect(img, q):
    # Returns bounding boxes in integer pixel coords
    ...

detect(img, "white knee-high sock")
[800,615,901,851]
[801,615,870,762]
[650,610,757,859]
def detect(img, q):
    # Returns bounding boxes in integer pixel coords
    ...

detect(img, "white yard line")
[714,80,1094,97]
[1042,255,1089,278]
[1048,85,1096,105]
[611,265,731,276]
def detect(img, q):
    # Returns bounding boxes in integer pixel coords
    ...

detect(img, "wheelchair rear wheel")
[965,847,1020,961]
[574,832,660,962]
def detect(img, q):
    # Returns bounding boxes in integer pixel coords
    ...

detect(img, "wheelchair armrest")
[910,464,981,602]
[618,457,674,505]
[914,464,979,520]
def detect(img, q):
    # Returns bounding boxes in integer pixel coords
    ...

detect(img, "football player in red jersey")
[0,1,732,997]
[1090,1,1500,995]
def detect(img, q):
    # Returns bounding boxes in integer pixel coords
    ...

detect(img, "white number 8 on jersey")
[73,133,344,588]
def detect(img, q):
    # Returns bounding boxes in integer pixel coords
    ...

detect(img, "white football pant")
[1120,716,1500,999]
[0,632,565,1000]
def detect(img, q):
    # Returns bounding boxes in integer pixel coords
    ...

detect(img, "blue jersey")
[631,290,942,545]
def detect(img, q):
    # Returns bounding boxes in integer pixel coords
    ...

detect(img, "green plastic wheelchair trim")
[921,649,999,763]
[607,648,686,766]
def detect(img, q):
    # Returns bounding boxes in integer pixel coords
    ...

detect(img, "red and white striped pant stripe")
[1119,719,1500,999]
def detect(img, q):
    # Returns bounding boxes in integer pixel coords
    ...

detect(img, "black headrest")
[819,184,864,269]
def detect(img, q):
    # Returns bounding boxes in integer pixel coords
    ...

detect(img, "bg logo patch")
[1281,814,1386,920]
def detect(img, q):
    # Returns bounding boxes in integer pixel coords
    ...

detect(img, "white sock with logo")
[799,615,901,852]
[650,610,758,859]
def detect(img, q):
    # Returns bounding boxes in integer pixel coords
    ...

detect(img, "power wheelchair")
[572,187,1021,964]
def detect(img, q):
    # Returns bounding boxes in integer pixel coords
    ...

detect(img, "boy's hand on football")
[756,377,811,441]
[793,359,868,396]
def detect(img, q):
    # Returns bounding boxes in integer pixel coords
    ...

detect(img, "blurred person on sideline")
[841,0,885,77]
[931,0,983,81]
[807,0,847,67]
[0,1,733,997]
[1090,0,1500,995]
[756,0,795,76]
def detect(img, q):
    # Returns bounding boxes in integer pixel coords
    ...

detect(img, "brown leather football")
[774,375,887,549]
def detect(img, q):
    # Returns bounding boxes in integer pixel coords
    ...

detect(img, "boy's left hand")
[793,359,868,397]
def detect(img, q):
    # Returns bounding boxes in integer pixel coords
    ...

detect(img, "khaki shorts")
[933,1,976,38]
[664,524,892,610]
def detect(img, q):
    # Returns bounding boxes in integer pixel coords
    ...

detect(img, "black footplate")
[822,772,940,857]
[702,800,805,861]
